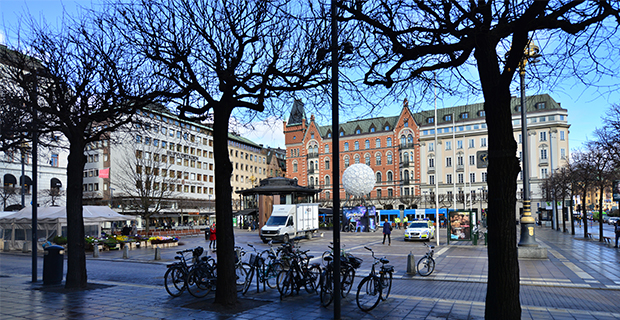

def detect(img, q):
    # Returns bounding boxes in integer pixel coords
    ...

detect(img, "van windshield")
[266,216,288,226]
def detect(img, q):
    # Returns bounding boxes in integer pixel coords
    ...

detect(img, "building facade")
[284,99,421,210]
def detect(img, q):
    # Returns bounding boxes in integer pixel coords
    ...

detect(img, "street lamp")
[517,40,541,247]
[422,190,428,209]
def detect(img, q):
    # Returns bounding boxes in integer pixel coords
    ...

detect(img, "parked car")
[608,217,620,225]
[404,220,435,241]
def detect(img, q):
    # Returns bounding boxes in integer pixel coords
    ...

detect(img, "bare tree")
[0,186,19,211]
[107,0,332,306]
[40,188,65,207]
[1,12,165,289]
[338,1,620,317]
[113,138,176,235]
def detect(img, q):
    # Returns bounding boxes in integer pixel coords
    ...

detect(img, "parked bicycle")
[242,243,283,294]
[319,244,362,307]
[276,245,321,300]
[355,246,394,312]
[417,242,436,277]
[186,253,217,297]
[164,247,205,297]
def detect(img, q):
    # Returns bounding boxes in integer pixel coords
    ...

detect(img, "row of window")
[423,123,487,136]
[229,149,266,164]
[428,172,488,185]
[136,135,214,158]
[429,155,476,168]
[234,162,265,175]
[135,151,213,170]
[427,111,486,124]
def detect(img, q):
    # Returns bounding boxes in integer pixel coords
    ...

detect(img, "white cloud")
[232,117,286,149]
[0,29,5,45]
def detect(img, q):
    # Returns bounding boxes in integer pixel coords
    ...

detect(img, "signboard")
[476,150,488,168]
[448,211,473,241]
[343,206,376,232]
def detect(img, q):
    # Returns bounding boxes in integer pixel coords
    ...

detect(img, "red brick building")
[284,100,420,209]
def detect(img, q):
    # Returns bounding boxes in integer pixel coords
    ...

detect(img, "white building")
[415,94,570,216]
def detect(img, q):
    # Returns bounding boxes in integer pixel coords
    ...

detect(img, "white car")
[404,220,435,241]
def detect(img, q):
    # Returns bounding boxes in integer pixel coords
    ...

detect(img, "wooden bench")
[587,233,593,239]
[602,236,613,245]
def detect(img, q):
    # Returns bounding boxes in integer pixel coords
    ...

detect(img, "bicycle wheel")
[236,263,249,292]
[164,266,185,297]
[356,276,381,312]
[340,267,355,298]
[380,271,392,301]
[187,265,213,298]
[319,269,334,307]
[242,266,255,294]
[266,262,284,289]
[417,256,435,277]
[277,268,294,300]
[304,265,321,293]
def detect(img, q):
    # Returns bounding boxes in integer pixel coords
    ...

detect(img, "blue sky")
[1,0,617,150]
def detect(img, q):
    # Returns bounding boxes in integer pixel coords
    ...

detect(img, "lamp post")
[517,40,541,247]
[423,190,428,209]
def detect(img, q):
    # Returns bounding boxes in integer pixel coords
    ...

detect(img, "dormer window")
[340,131,344,136]
[356,129,361,134]
[515,105,522,112]
[427,117,434,124]
[460,112,469,119]
[404,120,409,127]
[384,125,390,130]
[478,110,486,117]
[535,102,546,109]
[311,132,315,139]
[370,127,375,132]
[327,133,332,138]
[444,115,452,121]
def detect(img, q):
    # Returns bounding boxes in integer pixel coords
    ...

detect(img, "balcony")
[307,168,315,174]
[539,158,548,166]
[306,152,318,159]
[456,164,464,172]
[402,179,411,186]
[400,161,410,168]
[399,143,416,150]
[427,167,435,174]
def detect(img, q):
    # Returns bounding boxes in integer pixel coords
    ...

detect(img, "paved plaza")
[2,223,620,319]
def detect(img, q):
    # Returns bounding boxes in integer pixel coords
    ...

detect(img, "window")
[340,131,344,136]
[386,138,392,147]
[344,142,349,151]
[429,158,435,168]
[560,131,565,141]
[446,174,452,184]
[540,149,548,160]
[479,110,486,117]
[293,162,298,172]
[375,153,382,165]
[311,132,314,139]
[470,173,476,183]
[444,115,452,121]
[536,102,546,109]
[365,140,370,149]
[468,139,475,148]
[377,189,382,198]
[344,157,350,167]
[561,148,566,159]
[376,172,382,183]
[469,155,475,165]
[387,172,393,182]
[446,157,452,167]
[460,112,469,119]
[429,175,435,184]
[356,129,361,134]
[428,142,434,152]
[50,154,59,167]
[325,144,329,153]
[325,176,330,186]
[540,131,547,141]
[388,189,393,197]
[354,141,359,150]
[136,135,142,143]
[385,125,390,130]
[370,127,376,132]
[541,168,548,179]
[458,173,464,184]
[365,154,371,166]
[400,135,406,146]
[445,141,452,150]
[457,140,463,149]
[354,155,360,164]
[375,139,381,148]
[328,132,332,138]
[427,117,434,124]
[457,156,463,166]
[482,172,487,182]
[387,153,393,164]
[325,159,330,170]
[481,137,487,147]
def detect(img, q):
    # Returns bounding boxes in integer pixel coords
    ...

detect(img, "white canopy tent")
[0,206,136,251]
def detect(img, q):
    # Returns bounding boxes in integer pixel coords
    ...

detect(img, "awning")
[20,175,32,187]
[3,174,17,186]
[51,178,62,188]
[234,208,258,216]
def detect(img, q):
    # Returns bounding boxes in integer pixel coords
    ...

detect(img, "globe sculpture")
[342,163,375,197]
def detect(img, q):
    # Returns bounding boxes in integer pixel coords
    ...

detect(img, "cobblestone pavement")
[2,224,620,319]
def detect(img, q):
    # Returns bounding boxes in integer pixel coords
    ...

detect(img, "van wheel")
[283,234,289,243]
[306,232,312,240]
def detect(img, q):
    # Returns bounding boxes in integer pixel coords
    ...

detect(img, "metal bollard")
[154,247,161,260]
[93,244,100,258]
[123,245,129,259]
[406,251,416,274]
[3,240,10,252]
[22,242,30,253]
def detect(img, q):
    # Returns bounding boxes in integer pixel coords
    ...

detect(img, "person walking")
[382,218,392,246]
[403,216,408,229]
[209,223,217,250]
[615,220,620,248]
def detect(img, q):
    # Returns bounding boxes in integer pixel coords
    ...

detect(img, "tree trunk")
[475,41,521,319]
[599,189,604,241]
[212,104,237,306]
[583,187,588,237]
[65,139,87,289]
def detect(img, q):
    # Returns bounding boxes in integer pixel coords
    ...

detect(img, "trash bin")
[204,228,210,241]
[43,245,64,285]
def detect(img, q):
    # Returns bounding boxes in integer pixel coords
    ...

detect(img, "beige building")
[228,134,273,210]
[416,94,570,215]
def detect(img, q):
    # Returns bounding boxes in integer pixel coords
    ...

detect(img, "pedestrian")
[395,216,401,229]
[209,223,217,250]
[403,216,408,229]
[615,221,620,248]
[382,218,392,246]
